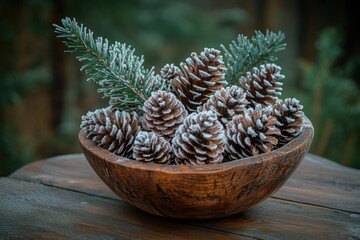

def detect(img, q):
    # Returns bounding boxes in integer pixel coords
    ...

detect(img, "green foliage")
[54,17,169,113]
[71,1,247,67]
[300,28,360,168]
[0,124,34,175]
[0,1,53,176]
[0,67,50,108]
[54,17,287,113]
[221,30,286,84]
[0,67,50,175]
[0,1,247,176]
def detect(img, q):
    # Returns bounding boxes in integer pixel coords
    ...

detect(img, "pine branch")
[54,17,168,113]
[221,30,286,84]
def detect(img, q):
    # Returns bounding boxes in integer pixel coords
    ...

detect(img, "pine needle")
[221,30,286,84]
[54,17,169,113]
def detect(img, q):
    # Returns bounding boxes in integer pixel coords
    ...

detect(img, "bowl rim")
[79,116,314,174]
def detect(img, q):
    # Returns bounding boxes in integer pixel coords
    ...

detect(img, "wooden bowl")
[79,117,314,219]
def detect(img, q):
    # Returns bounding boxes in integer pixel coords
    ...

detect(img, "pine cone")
[160,63,181,82]
[133,131,173,164]
[171,48,227,112]
[272,98,304,145]
[225,105,281,161]
[172,111,226,165]
[80,107,140,157]
[198,85,248,125]
[143,90,188,140]
[240,63,284,107]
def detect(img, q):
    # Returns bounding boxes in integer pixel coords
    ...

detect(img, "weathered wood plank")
[273,154,360,213]
[11,153,360,213]
[1,177,359,240]
[0,178,250,240]
[11,154,118,199]
[198,199,360,240]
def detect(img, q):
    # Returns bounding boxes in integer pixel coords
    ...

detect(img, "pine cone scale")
[172,111,226,165]
[160,63,181,82]
[198,86,248,126]
[240,63,285,107]
[143,90,188,140]
[161,121,175,129]
[80,107,139,157]
[133,131,172,164]
[225,105,281,161]
[271,98,304,145]
[172,48,227,112]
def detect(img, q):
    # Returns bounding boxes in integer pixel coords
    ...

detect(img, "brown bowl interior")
[79,117,314,219]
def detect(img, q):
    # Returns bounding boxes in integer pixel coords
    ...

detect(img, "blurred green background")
[1,0,359,176]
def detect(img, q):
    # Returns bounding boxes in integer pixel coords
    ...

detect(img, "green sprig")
[54,17,168,113]
[221,30,286,84]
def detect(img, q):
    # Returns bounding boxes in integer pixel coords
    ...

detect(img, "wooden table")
[0,153,359,239]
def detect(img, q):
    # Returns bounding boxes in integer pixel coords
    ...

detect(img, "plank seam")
[270,196,360,214]
[6,177,259,239]
[11,173,359,216]
[186,222,262,240]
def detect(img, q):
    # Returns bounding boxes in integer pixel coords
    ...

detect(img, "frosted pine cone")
[272,98,304,145]
[172,111,226,165]
[171,48,227,112]
[225,105,281,161]
[198,85,248,125]
[143,90,188,140]
[240,63,284,107]
[133,131,173,164]
[80,107,140,157]
[160,63,181,82]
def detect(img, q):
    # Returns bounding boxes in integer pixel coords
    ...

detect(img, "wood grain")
[274,154,360,213]
[10,154,118,199]
[5,152,360,239]
[76,118,313,219]
[2,177,359,239]
[199,199,360,240]
[0,178,249,240]
[11,153,360,214]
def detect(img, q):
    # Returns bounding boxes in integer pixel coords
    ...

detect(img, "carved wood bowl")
[79,117,314,219]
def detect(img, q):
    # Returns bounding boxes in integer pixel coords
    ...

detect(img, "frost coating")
[171,48,227,112]
[160,63,181,82]
[240,63,284,107]
[198,85,248,125]
[143,90,188,140]
[225,105,281,160]
[172,111,226,165]
[133,131,172,164]
[80,106,139,157]
[271,98,304,145]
